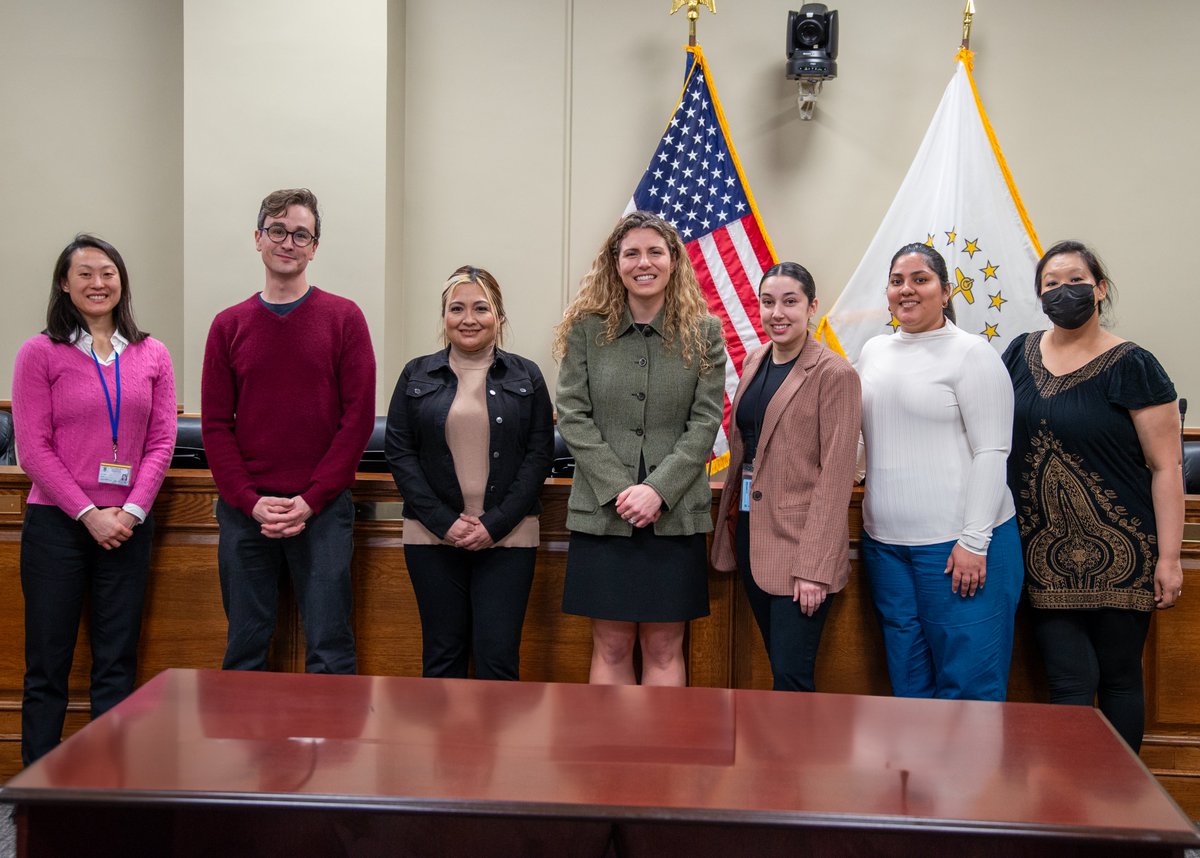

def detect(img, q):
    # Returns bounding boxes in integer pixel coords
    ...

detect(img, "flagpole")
[670,0,716,47]
[961,0,976,49]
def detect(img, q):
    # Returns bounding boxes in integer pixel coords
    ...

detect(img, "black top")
[735,353,798,464]
[1003,331,1176,611]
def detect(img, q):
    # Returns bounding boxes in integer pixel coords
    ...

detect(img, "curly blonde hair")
[553,211,717,372]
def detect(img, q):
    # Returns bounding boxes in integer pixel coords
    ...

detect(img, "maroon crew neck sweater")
[201,287,376,517]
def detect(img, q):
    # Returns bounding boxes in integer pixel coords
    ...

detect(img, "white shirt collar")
[72,328,130,365]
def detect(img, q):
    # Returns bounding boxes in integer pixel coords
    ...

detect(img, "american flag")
[624,45,775,472]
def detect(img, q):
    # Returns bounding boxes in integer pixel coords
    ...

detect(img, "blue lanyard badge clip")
[92,348,131,487]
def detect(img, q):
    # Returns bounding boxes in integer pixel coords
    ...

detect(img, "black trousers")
[1031,607,1153,752]
[737,511,833,692]
[403,544,536,680]
[21,503,153,765]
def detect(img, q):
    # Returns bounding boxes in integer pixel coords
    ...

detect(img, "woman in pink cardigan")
[12,234,176,765]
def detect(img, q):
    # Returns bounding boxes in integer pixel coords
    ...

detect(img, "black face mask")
[1040,282,1098,329]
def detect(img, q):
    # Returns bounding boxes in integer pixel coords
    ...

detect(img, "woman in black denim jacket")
[385,266,554,680]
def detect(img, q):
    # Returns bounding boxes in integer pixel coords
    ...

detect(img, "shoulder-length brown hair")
[552,211,716,372]
[45,234,148,344]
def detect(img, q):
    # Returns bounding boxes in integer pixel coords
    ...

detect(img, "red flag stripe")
[740,212,775,275]
[688,239,749,374]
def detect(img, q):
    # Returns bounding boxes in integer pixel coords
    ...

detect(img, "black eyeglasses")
[260,224,316,247]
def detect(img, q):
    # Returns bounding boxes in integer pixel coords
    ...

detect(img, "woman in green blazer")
[553,211,726,686]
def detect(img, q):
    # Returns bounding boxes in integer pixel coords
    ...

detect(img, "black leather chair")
[171,415,396,473]
[0,410,15,466]
[551,427,574,478]
[172,415,208,469]
[359,416,389,473]
[1184,440,1199,495]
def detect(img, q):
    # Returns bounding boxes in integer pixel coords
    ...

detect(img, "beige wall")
[2,0,1196,420]
[182,0,388,408]
[0,0,183,400]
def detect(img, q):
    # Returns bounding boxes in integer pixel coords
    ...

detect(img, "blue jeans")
[404,544,536,680]
[217,491,356,674]
[861,516,1022,701]
[20,504,153,764]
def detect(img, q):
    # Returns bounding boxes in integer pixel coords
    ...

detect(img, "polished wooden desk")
[3,669,1197,857]
[1,467,1198,816]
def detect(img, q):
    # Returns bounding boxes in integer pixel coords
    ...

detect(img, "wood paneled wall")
[1,467,1197,814]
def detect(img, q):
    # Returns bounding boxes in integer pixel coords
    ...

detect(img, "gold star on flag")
[981,322,1000,341]
[887,314,901,332]
[963,238,981,257]
[924,234,935,247]
[945,228,957,245]
[980,260,999,280]
[989,291,1007,311]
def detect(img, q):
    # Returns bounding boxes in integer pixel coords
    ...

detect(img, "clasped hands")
[615,484,663,529]
[80,507,139,550]
[445,514,494,550]
[253,495,313,539]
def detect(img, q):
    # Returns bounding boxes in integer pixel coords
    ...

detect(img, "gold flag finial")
[670,0,716,47]
[961,0,976,49]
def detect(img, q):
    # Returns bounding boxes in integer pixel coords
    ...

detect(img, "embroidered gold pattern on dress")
[1024,331,1137,399]
[1018,425,1155,611]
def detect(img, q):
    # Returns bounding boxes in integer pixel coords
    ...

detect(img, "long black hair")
[46,234,148,344]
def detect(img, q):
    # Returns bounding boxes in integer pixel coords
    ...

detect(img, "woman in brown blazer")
[711,262,861,691]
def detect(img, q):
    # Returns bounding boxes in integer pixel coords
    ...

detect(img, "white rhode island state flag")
[816,48,1049,363]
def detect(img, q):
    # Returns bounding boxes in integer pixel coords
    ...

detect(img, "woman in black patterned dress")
[1003,240,1183,751]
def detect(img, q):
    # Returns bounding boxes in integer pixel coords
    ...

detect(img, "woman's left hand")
[456,514,495,551]
[793,578,829,617]
[615,484,664,528]
[1154,557,1184,609]
[946,544,987,597]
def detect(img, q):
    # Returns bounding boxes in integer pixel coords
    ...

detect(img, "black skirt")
[562,526,710,623]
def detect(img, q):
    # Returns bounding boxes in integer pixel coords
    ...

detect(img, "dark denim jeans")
[216,490,356,674]
[21,503,153,765]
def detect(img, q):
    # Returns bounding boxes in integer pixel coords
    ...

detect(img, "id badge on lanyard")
[740,462,753,512]
[92,348,131,486]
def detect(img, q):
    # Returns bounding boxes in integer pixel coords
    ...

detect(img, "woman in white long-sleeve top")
[857,243,1023,701]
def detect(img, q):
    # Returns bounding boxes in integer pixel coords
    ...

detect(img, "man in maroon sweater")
[201,188,376,673]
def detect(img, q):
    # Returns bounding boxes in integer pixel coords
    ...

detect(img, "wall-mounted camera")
[786,5,839,120]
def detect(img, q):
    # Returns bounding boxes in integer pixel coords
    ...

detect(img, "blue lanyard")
[90,347,121,460]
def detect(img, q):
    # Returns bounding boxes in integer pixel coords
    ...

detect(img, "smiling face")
[443,280,498,354]
[759,274,817,359]
[61,247,122,330]
[617,226,674,317]
[254,203,318,278]
[887,252,950,334]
